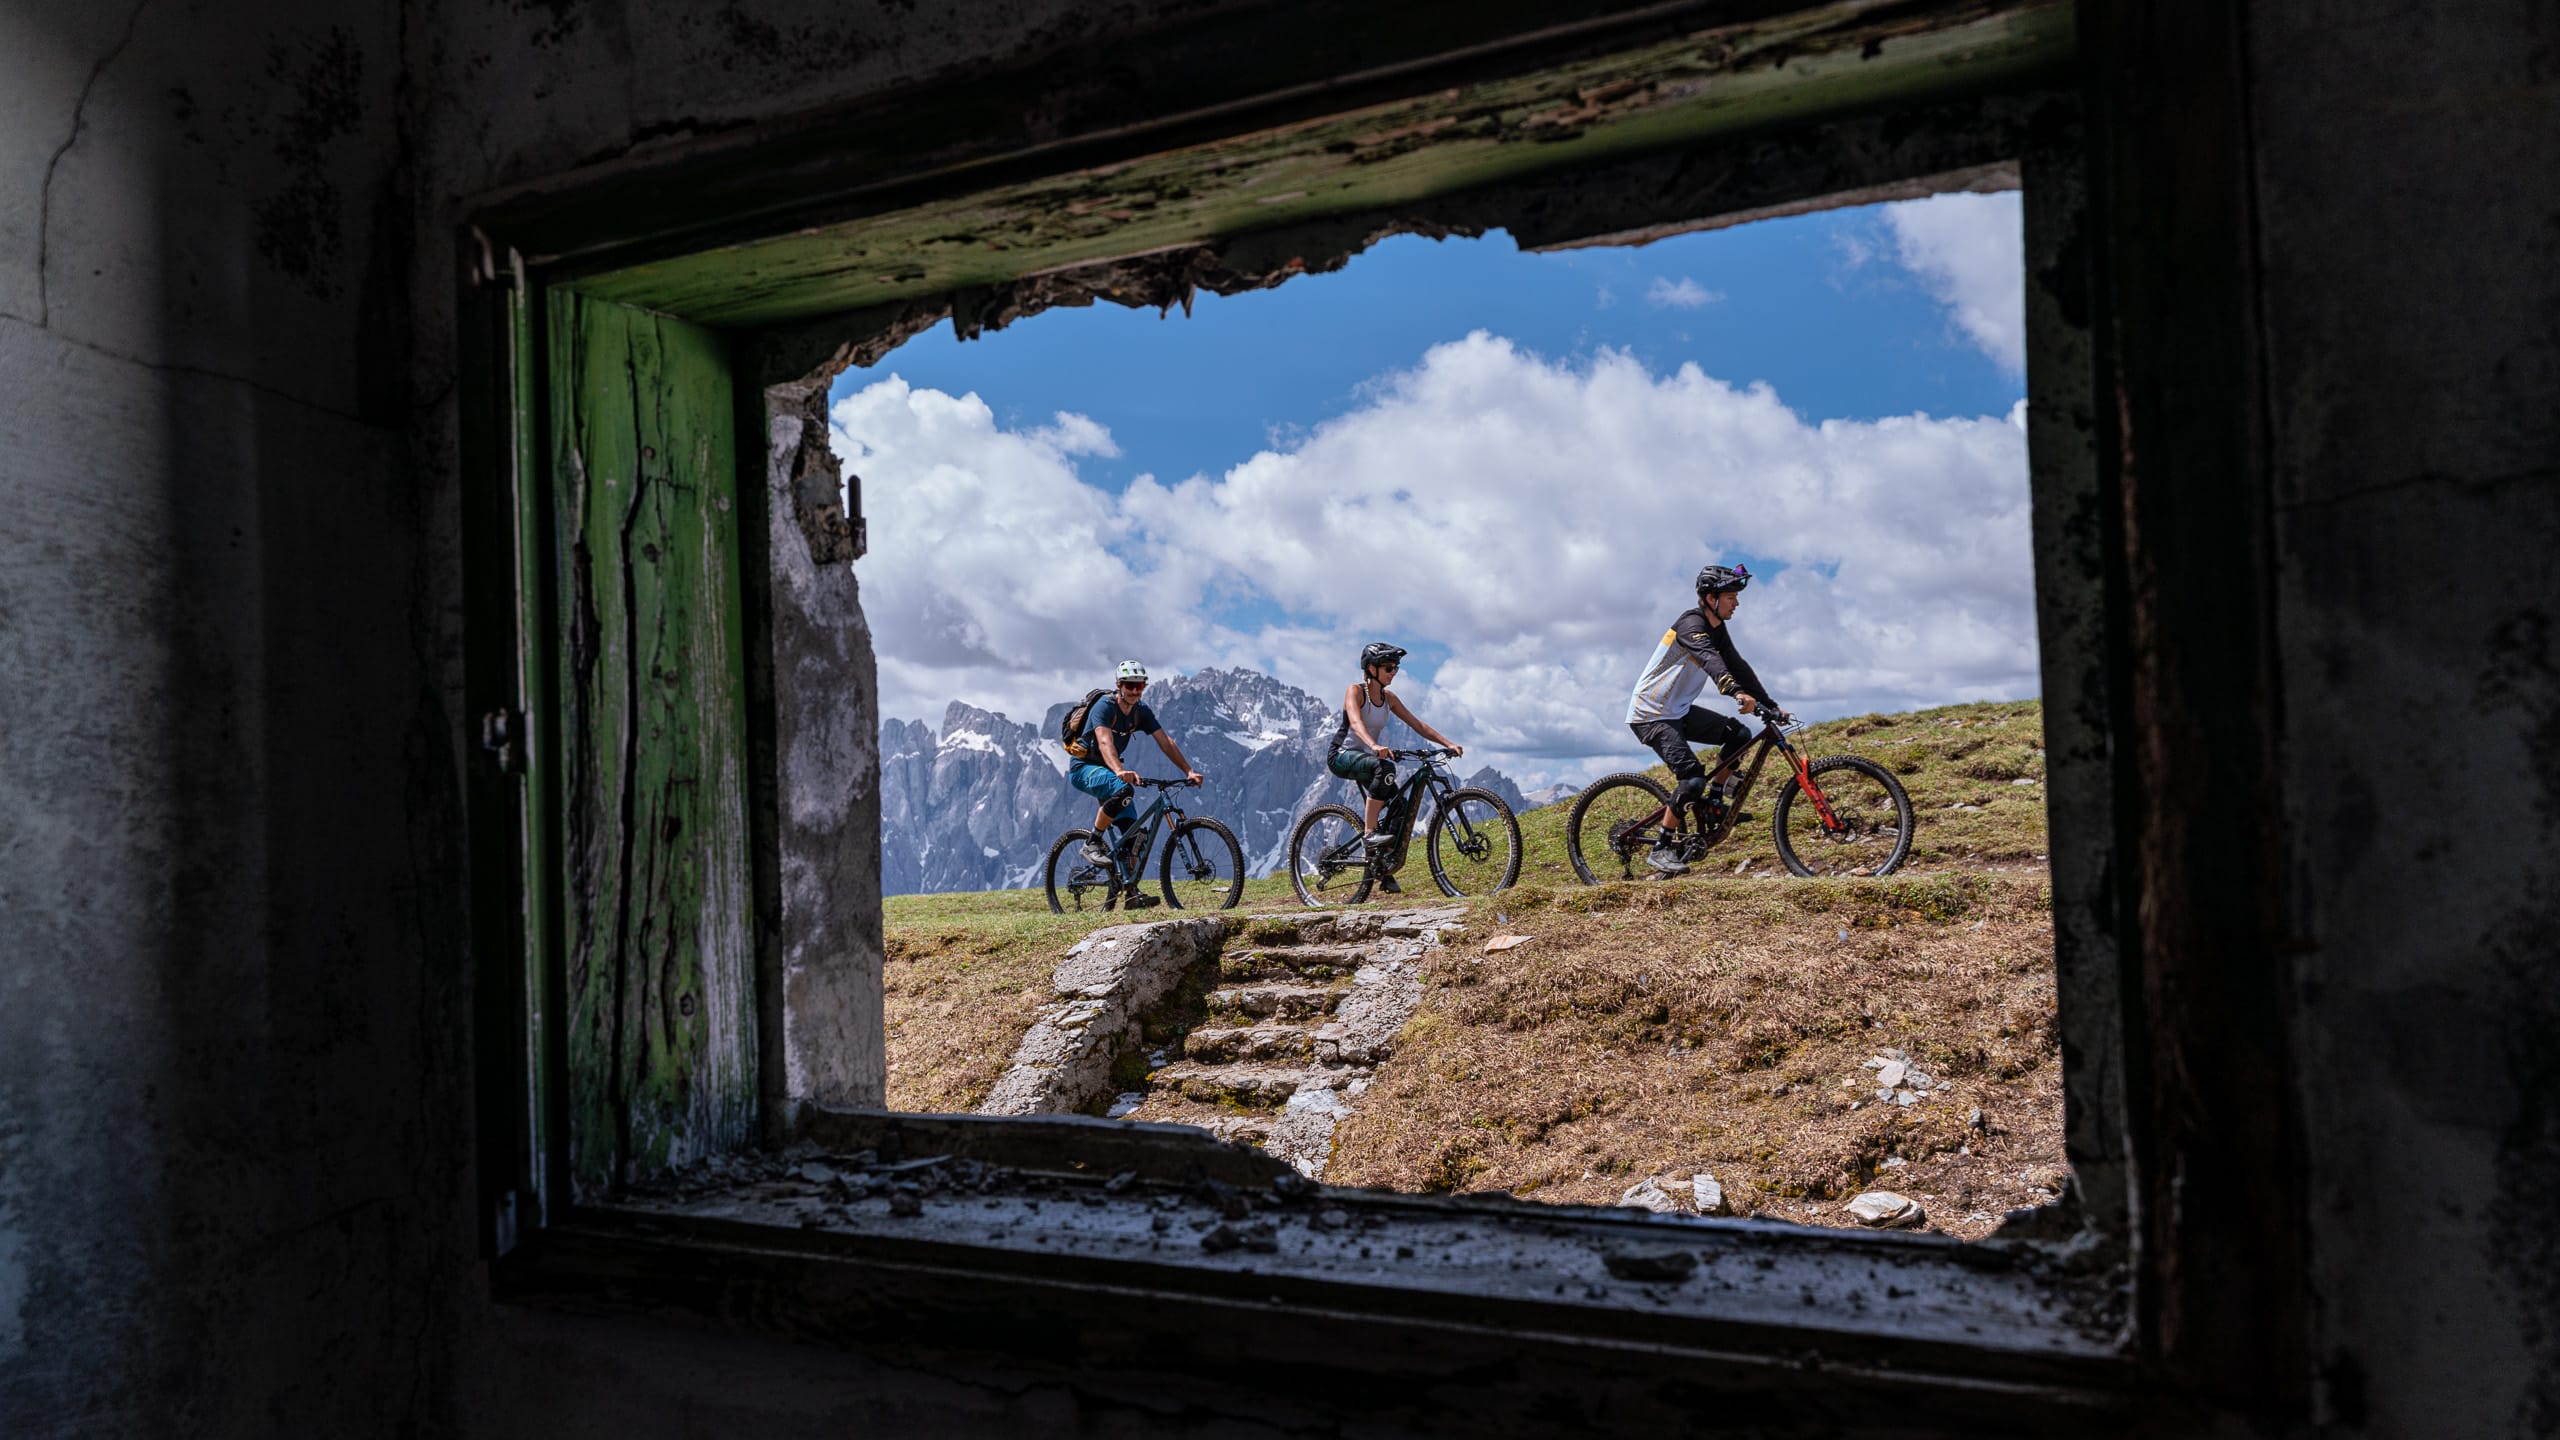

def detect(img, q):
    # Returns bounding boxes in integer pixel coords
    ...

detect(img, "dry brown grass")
[880,909,1123,1113]
[1325,873,2068,1239]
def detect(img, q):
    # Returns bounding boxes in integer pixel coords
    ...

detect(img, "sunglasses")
[1118,679,1148,689]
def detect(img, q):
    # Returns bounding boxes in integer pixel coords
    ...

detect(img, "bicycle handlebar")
[1128,775,1203,788]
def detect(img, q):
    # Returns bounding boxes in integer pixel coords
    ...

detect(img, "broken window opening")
[732,184,2088,1250]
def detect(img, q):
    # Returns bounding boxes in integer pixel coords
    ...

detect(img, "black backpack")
[1058,688,1109,754]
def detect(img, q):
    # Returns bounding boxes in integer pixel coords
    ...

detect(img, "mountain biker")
[1622,564,1788,876]
[1329,642,1463,892]
[1066,661,1204,886]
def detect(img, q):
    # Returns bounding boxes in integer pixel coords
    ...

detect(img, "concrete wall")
[0,0,2553,1434]
[2249,4,2560,1432]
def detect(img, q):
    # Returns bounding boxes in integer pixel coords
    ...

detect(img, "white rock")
[1875,1060,1909,1088]
[1617,1177,1684,1213]
[1483,934,1534,953]
[1844,1191,1924,1228]
[2011,778,2037,786]
[1691,1173,1728,1216]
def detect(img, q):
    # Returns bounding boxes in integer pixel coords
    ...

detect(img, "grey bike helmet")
[1695,563,1752,598]
[1360,642,1408,673]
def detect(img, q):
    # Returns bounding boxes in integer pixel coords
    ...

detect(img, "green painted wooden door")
[548,291,756,1196]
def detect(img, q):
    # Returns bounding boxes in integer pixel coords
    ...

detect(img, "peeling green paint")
[550,291,757,1195]
[579,2,2069,326]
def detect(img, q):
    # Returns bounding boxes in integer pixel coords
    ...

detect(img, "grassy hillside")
[883,699,2065,1235]
[1322,871,2064,1239]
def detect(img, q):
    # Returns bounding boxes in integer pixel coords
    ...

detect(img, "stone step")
[1118,1094,1274,1146]
[1182,1024,1318,1063]
[1149,1061,1346,1109]
[1204,982,1344,1021]
[1217,944,1370,982]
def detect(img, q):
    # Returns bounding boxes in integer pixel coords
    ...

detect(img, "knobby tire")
[1042,827,1119,914]
[1160,816,1246,910]
[1286,803,1373,907]
[1564,772,1674,886]
[1425,786,1521,897]
[1771,755,1915,877]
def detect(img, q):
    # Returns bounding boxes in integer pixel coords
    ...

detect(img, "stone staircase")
[1122,905,1467,1178]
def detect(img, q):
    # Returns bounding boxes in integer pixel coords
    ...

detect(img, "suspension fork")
[1780,741,1846,831]
[1424,773,1474,847]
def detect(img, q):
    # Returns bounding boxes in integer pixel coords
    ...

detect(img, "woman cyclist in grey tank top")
[1329,642,1464,847]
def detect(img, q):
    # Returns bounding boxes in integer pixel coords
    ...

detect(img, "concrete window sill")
[492,1111,2134,1428]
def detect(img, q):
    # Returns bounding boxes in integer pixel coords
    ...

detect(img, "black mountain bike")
[1043,777,1245,913]
[1285,748,1522,907]
[1565,713,1913,883]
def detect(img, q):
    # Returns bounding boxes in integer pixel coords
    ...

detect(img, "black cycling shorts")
[1629,706,1748,785]
[1329,747,1399,800]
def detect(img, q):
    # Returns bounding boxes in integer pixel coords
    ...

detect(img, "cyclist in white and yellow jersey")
[1622,564,1788,876]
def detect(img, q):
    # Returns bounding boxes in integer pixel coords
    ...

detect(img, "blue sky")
[847,208,2020,497]
[832,191,2033,787]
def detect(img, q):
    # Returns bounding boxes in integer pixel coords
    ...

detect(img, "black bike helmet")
[1360,641,1408,673]
[1695,563,1753,598]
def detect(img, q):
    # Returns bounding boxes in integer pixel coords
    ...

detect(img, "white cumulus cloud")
[1646,275,1723,309]
[1881,190,2025,373]
[836,336,2035,786]
[831,379,1209,728]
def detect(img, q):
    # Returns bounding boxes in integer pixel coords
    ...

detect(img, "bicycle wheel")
[1160,817,1245,910]
[1772,756,1914,878]
[1043,828,1118,913]
[1564,773,1675,886]
[1286,804,1373,907]
[1425,787,1521,898]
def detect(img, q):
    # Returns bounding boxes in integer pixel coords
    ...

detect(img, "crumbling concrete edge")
[977,917,1227,1117]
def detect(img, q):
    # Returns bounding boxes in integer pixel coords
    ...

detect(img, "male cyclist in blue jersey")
[1621,564,1790,876]
[1065,660,1204,899]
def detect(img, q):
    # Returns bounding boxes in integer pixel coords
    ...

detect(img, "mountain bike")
[1285,748,1521,906]
[1564,712,1913,883]
[1043,776,1244,913]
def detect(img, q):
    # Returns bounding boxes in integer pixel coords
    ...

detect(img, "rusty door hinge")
[481,708,525,774]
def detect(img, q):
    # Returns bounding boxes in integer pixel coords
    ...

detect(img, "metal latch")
[480,708,525,774]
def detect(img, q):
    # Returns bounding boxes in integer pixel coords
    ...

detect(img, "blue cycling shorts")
[1068,761,1133,813]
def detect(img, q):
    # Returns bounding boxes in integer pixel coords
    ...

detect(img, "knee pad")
[1672,774,1708,811]
[1368,764,1399,801]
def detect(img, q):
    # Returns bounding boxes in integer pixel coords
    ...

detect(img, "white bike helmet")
[1115,659,1149,682]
